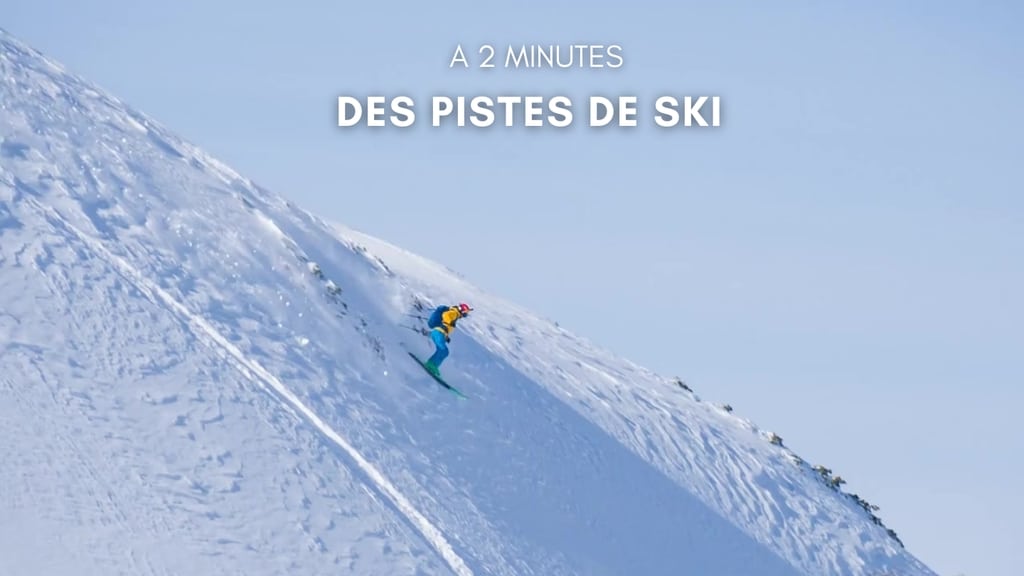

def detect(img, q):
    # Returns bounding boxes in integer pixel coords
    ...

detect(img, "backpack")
[426,305,449,329]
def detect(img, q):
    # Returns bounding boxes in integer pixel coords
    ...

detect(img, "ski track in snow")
[0,205,453,576]
[0,27,939,576]
[21,197,473,576]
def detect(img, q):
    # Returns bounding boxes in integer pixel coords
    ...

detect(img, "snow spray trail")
[26,198,474,576]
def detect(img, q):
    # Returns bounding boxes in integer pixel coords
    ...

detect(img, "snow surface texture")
[0,28,937,576]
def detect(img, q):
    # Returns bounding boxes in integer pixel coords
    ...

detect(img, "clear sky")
[5,1,1022,574]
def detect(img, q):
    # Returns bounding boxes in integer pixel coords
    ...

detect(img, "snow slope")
[0,28,937,576]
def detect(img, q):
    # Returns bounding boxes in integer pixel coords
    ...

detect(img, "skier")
[423,303,473,376]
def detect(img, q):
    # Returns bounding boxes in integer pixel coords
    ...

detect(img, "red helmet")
[457,303,473,315]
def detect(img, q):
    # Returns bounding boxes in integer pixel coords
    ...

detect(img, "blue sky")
[6,1,1022,574]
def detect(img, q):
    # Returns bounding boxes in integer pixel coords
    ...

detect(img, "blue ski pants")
[427,329,449,367]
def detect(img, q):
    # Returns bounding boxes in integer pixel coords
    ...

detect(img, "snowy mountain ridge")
[0,28,936,576]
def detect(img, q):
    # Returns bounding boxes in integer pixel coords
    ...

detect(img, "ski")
[407,351,468,399]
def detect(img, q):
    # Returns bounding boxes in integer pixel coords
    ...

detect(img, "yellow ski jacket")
[432,307,463,338]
